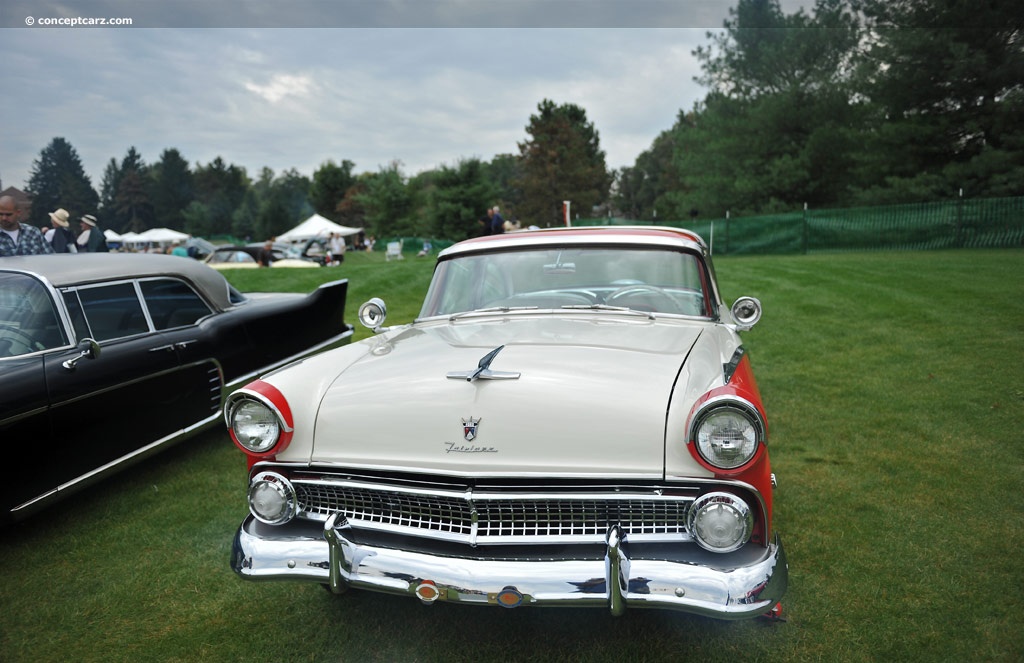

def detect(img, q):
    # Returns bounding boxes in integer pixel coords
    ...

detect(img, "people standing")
[45,208,78,253]
[0,195,54,256]
[257,239,275,267]
[76,214,109,253]
[329,233,346,265]
[491,205,506,235]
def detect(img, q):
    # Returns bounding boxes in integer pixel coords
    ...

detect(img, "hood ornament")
[446,345,521,382]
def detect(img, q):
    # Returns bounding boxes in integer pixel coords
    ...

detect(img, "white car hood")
[310,315,704,477]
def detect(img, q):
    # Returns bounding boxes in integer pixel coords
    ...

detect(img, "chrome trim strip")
[232,515,787,620]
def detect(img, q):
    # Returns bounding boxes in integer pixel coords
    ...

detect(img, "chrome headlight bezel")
[690,397,765,470]
[248,471,298,525]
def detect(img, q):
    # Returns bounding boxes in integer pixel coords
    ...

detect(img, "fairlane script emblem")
[446,417,498,454]
[462,416,481,441]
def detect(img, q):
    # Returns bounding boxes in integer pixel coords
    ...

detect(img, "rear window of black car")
[140,279,212,329]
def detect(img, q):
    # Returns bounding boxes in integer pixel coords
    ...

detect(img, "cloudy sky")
[0,0,807,191]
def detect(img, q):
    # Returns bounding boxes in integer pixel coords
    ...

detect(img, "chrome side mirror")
[63,337,101,371]
[730,297,762,331]
[358,298,389,333]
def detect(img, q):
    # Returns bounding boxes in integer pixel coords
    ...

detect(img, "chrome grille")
[294,478,693,545]
[298,483,472,535]
[475,499,688,538]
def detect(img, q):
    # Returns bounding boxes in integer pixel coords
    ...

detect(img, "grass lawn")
[1,248,1021,662]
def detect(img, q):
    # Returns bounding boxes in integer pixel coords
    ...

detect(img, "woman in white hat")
[46,208,78,253]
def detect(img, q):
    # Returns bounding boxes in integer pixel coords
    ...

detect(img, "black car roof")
[0,253,237,311]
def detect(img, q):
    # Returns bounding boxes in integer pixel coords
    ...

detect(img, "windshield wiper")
[448,306,538,321]
[561,304,655,319]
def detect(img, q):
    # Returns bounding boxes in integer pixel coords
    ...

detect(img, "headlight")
[687,492,752,553]
[230,398,281,453]
[693,403,763,469]
[248,472,298,525]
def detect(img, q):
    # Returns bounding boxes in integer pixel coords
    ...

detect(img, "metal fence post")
[803,202,809,254]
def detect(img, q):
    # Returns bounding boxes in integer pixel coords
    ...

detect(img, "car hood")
[309,315,704,477]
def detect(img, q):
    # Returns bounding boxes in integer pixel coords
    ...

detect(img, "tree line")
[8,0,1022,242]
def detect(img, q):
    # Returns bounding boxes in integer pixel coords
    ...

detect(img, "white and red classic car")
[226,226,787,619]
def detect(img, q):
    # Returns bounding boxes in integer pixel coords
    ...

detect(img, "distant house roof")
[0,186,31,210]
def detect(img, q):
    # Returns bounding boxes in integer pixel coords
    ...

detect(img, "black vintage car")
[0,253,352,523]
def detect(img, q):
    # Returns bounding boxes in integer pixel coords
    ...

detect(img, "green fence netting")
[575,196,1024,255]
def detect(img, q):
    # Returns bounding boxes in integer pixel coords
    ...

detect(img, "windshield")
[419,246,711,318]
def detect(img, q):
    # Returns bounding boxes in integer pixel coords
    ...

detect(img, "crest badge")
[462,416,481,442]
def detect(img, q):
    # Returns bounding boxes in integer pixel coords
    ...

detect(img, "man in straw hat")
[76,214,109,253]
[45,208,78,254]
[0,195,53,256]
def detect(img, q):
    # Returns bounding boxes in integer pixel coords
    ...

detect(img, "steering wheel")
[605,284,680,312]
[0,323,39,357]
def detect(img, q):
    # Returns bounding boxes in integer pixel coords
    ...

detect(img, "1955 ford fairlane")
[226,226,787,620]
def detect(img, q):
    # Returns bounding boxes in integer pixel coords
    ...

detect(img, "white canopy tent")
[103,229,123,242]
[135,227,191,243]
[277,214,362,242]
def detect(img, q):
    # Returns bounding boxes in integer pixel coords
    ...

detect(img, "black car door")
[43,281,207,493]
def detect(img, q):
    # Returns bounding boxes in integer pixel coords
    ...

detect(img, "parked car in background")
[0,253,352,523]
[227,226,786,620]
[184,236,218,260]
[204,244,320,270]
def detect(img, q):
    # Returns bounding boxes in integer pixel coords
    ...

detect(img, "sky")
[0,0,808,192]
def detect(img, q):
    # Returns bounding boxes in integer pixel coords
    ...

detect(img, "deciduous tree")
[310,159,358,222]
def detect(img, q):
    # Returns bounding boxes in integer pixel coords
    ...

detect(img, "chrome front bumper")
[231,513,788,620]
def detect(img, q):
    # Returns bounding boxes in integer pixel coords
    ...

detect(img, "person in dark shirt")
[257,239,275,267]
[45,208,78,253]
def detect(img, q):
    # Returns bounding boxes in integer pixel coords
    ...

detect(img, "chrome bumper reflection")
[231,514,787,620]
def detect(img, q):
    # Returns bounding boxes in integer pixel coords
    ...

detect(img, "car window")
[67,282,149,342]
[0,272,68,357]
[140,278,213,329]
[209,250,256,264]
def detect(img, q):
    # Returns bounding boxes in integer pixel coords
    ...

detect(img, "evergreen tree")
[113,147,154,234]
[150,149,194,231]
[514,99,610,227]
[849,0,1024,200]
[192,157,249,237]
[678,0,862,215]
[25,137,99,228]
